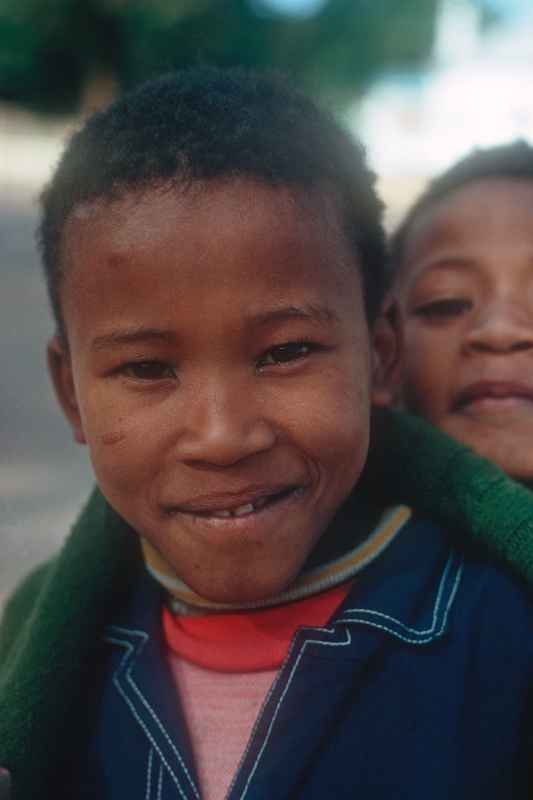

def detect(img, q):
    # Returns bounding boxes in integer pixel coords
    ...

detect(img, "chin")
[189,567,297,606]
[460,438,533,486]
[501,464,533,486]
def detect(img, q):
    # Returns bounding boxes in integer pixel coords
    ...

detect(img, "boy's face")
[393,177,533,482]
[50,179,391,603]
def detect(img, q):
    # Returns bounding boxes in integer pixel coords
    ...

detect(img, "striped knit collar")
[142,503,412,614]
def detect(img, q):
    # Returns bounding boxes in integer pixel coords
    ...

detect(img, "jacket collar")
[335,515,463,646]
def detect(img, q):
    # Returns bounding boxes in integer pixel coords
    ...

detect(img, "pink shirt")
[169,657,276,800]
[163,582,352,798]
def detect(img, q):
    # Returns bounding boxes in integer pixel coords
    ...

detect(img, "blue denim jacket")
[79,516,533,799]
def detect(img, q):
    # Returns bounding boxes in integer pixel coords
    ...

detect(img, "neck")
[142,495,411,614]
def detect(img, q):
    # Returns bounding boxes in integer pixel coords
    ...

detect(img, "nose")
[465,300,533,355]
[176,381,277,467]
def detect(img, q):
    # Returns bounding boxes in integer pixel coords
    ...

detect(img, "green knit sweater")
[1,409,532,799]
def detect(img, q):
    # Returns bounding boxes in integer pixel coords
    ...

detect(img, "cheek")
[77,386,160,488]
[285,363,371,471]
[79,389,129,448]
[401,326,450,409]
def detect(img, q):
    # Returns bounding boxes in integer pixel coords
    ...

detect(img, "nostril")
[178,414,277,467]
[467,320,533,353]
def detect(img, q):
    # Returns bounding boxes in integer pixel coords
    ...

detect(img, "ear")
[371,296,403,408]
[47,336,86,444]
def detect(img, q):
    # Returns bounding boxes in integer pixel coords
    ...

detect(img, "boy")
[1,69,532,800]
[388,141,533,484]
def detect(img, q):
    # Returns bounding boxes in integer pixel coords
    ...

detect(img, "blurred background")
[2,0,533,599]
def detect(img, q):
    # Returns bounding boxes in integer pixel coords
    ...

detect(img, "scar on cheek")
[100,429,126,446]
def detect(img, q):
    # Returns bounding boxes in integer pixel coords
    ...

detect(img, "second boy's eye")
[413,298,472,321]
[119,361,177,381]
[257,341,315,369]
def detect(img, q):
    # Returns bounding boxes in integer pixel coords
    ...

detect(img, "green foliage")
[0,0,120,111]
[0,0,439,112]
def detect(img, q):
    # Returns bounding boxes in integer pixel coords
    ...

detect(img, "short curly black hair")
[38,66,386,340]
[390,139,533,277]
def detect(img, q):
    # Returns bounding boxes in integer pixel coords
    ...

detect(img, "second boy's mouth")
[163,484,309,521]
[453,381,533,414]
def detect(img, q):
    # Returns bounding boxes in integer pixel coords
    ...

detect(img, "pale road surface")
[0,110,422,604]
[1,187,94,602]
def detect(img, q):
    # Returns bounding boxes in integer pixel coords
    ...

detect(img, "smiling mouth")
[166,486,306,520]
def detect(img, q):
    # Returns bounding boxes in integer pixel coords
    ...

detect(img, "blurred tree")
[0,0,439,113]
[0,0,120,111]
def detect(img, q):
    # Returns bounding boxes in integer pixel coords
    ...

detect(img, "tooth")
[233,503,255,517]
[211,510,232,518]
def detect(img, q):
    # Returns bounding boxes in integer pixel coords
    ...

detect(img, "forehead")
[399,177,533,284]
[406,178,533,256]
[61,179,362,334]
[67,178,345,255]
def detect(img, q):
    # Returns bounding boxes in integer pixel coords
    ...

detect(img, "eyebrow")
[90,305,339,352]
[91,327,178,352]
[247,304,340,327]
[416,257,479,274]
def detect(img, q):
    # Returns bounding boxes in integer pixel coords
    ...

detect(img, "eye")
[413,298,472,321]
[119,360,177,381]
[257,341,316,370]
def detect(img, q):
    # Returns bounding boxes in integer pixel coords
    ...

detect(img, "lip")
[161,485,310,537]
[163,482,308,517]
[453,380,533,411]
